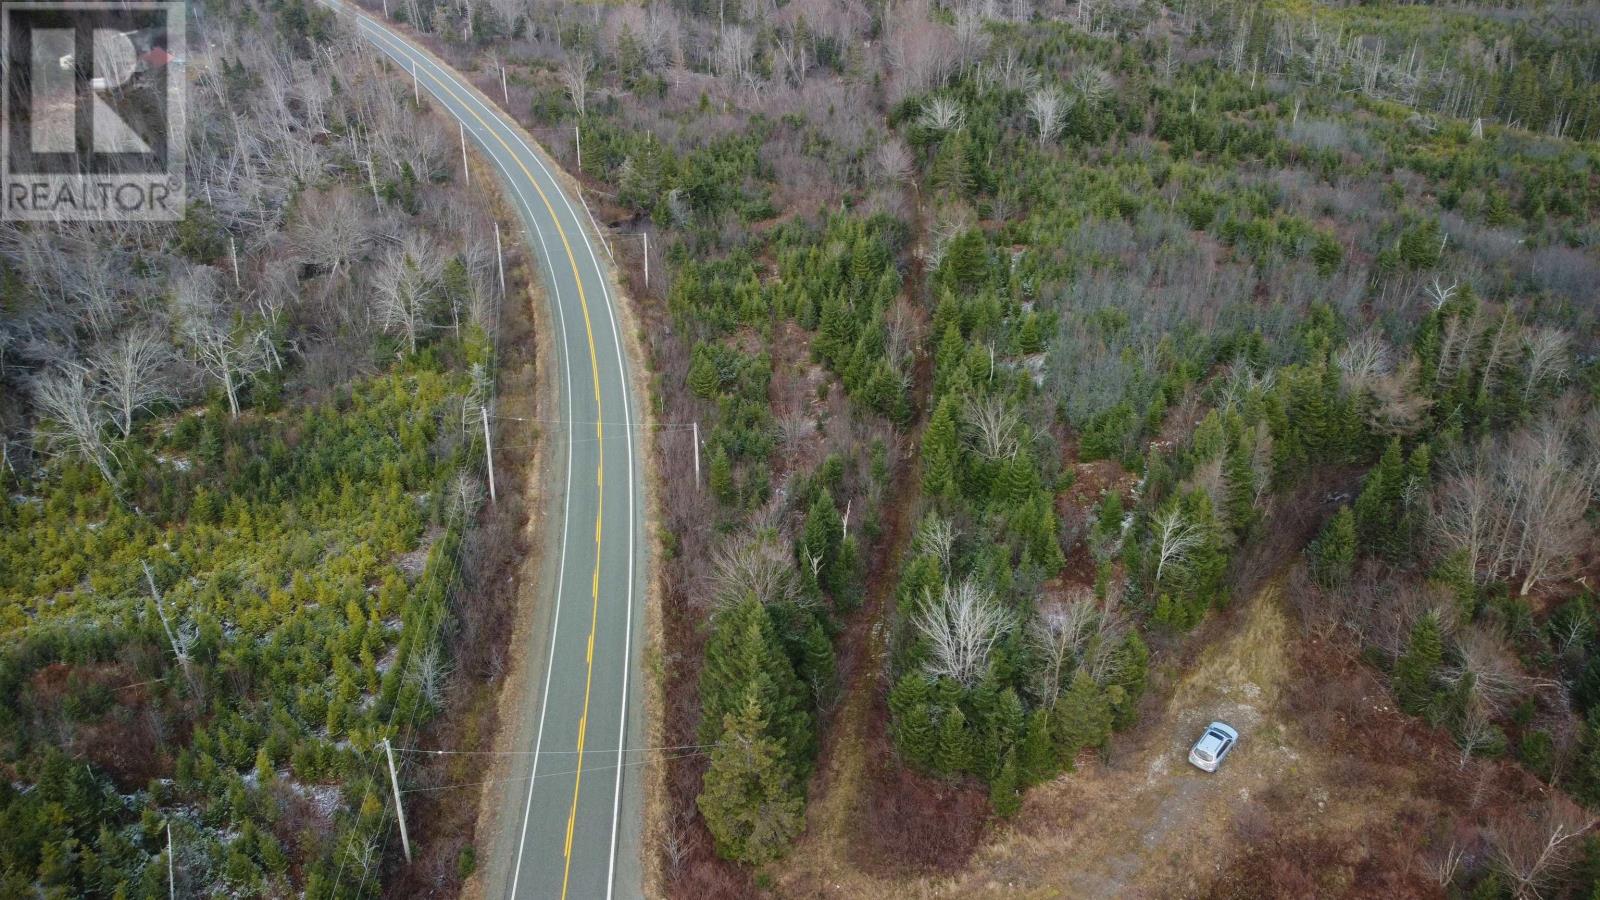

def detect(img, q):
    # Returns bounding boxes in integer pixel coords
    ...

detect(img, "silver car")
[1188,721,1238,772]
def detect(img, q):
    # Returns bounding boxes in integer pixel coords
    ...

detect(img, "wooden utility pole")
[228,238,241,289]
[167,821,175,900]
[494,223,507,298]
[381,739,412,863]
[575,124,582,172]
[641,231,649,289]
[692,421,701,489]
[501,66,509,104]
[482,406,497,504]
[460,122,470,186]
[412,59,419,104]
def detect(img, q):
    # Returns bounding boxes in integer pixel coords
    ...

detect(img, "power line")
[394,741,721,757]
[397,750,710,796]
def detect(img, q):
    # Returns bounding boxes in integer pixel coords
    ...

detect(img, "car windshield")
[1208,730,1229,743]
[1194,749,1213,760]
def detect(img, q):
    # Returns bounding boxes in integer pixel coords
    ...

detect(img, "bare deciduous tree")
[371,234,443,355]
[176,268,268,419]
[913,514,957,576]
[561,51,595,118]
[1432,418,1597,596]
[874,138,912,186]
[1522,327,1570,401]
[708,533,801,610]
[1026,87,1070,147]
[963,395,1021,461]
[1027,591,1096,704]
[406,641,451,708]
[1152,505,1202,587]
[913,579,1011,687]
[918,96,965,133]
[1488,797,1596,899]
[32,368,116,483]
[1440,624,1537,716]
[1069,65,1114,106]
[92,326,173,438]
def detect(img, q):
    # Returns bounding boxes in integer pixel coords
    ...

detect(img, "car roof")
[1205,721,1238,739]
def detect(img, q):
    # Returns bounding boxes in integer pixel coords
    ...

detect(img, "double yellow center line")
[355,20,606,899]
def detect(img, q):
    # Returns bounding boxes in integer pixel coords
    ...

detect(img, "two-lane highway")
[328,7,647,898]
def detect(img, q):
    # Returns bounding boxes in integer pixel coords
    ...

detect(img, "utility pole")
[381,739,412,863]
[412,59,419,104]
[460,122,470,186]
[501,65,509,105]
[482,406,497,504]
[494,223,507,298]
[692,421,701,490]
[641,231,649,289]
[842,499,851,543]
[167,821,175,900]
[575,124,582,172]
[228,237,241,290]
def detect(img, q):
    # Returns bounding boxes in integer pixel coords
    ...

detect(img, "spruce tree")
[697,691,805,864]
[935,706,973,776]
[688,344,722,398]
[1019,707,1056,785]
[698,598,812,768]
[1222,436,1258,539]
[990,749,1022,817]
[1355,439,1404,557]
[708,445,734,505]
[1109,633,1149,730]
[800,488,843,593]
[798,614,837,710]
[1052,669,1112,764]
[1394,613,1443,716]
[889,674,937,769]
[922,398,961,501]
[934,323,964,397]
[1308,506,1357,588]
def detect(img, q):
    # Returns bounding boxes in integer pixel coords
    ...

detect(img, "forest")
[378,0,1600,894]
[0,0,533,895]
[4,0,1599,895]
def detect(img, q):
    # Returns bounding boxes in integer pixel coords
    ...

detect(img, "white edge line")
[344,18,577,900]
[348,12,639,897]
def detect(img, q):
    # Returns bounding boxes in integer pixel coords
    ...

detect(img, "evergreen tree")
[1308,506,1357,588]
[1395,613,1443,716]
[990,749,1022,817]
[934,325,965,401]
[1108,632,1149,730]
[696,690,805,864]
[935,706,973,775]
[1222,436,1258,539]
[708,445,734,505]
[1354,439,1404,558]
[800,488,843,594]
[1019,707,1056,785]
[698,598,813,768]
[922,398,960,501]
[797,614,837,710]
[688,345,722,398]
[889,674,937,769]
[1052,669,1112,764]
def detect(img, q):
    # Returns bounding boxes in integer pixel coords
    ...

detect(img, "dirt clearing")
[773,578,1473,899]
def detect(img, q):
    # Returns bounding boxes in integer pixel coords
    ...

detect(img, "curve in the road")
[330,7,646,899]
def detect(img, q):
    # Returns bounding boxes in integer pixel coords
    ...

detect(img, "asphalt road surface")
[330,7,648,898]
